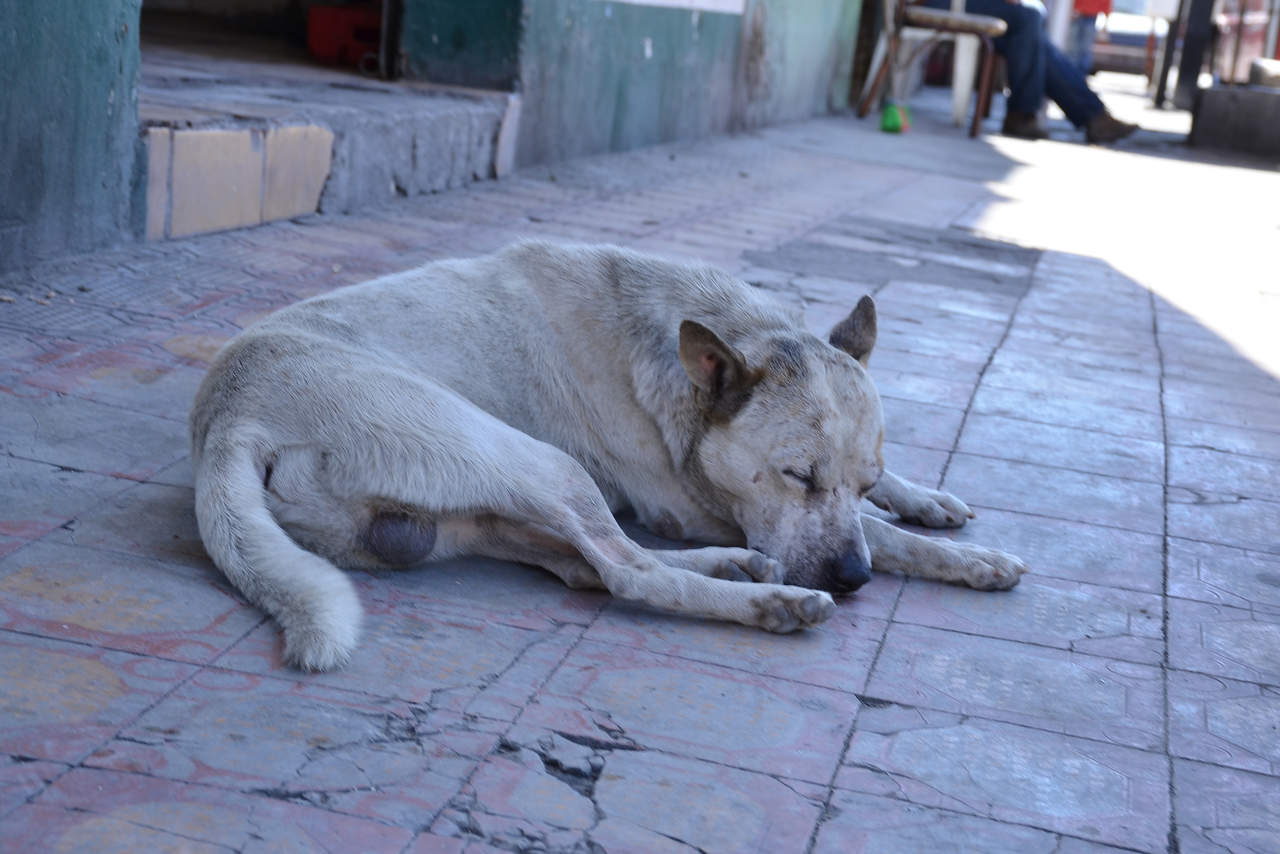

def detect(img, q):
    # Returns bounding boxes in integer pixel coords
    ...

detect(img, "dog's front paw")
[897,488,974,529]
[753,588,835,633]
[736,550,785,584]
[954,544,1028,590]
[698,547,784,584]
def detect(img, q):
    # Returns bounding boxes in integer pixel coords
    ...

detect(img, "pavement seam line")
[10,626,219,823]
[1149,288,1180,854]
[803,574,905,854]
[961,500,1280,562]
[937,251,1039,488]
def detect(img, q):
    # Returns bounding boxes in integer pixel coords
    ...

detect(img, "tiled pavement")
[2,83,1278,852]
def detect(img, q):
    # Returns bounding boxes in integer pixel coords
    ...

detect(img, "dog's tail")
[194,431,361,671]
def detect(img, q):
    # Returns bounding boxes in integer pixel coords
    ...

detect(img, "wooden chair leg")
[970,36,996,137]
[858,38,893,118]
[983,55,1002,117]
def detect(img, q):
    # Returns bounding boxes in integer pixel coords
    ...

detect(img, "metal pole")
[1154,0,1188,107]
[1173,0,1217,109]
[1266,0,1280,59]
[1047,0,1071,49]
[1229,0,1247,82]
[378,0,403,80]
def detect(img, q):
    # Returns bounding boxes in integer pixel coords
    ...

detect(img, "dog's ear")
[829,295,877,367]
[679,320,760,416]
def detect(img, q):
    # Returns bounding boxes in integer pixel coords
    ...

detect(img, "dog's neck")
[678,424,743,535]
[623,347,741,531]
[600,246,798,537]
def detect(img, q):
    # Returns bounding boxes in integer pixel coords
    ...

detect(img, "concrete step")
[1189,83,1280,158]
[139,29,519,241]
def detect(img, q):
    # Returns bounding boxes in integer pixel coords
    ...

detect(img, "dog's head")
[680,296,884,594]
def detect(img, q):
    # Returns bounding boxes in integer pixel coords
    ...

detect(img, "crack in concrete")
[250,784,381,810]
[645,829,707,854]
[527,735,605,801]
[439,732,615,854]
[853,694,898,709]
[109,813,240,853]
[551,731,642,753]
[1170,489,1249,507]
[773,775,825,808]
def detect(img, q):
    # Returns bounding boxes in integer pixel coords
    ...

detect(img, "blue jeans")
[1068,13,1098,74]
[923,0,1105,127]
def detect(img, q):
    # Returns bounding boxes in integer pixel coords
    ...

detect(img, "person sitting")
[922,0,1137,142]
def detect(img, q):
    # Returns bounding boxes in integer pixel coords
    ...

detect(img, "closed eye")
[782,467,817,491]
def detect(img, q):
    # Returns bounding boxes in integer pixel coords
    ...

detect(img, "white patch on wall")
[591,0,746,15]
[643,37,654,59]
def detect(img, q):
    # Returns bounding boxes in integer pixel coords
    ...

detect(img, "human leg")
[1041,35,1135,140]
[1044,36,1106,126]
[914,0,1134,141]
[1067,13,1098,72]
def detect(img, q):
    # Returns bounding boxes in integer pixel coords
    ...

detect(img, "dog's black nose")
[829,549,873,593]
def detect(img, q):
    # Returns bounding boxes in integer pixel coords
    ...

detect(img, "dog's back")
[194,241,801,503]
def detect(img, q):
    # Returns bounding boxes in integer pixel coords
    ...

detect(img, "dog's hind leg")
[302,381,832,633]
[444,515,607,590]
[862,515,1027,589]
[866,470,975,529]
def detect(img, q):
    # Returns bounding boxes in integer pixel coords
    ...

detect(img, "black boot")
[1001,110,1049,140]
[1085,111,1138,144]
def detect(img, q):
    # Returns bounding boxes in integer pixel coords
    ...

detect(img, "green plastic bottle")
[880,102,911,133]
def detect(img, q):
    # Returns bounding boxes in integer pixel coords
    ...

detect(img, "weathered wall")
[513,0,860,167]
[395,0,861,168]
[516,0,745,167]
[0,0,144,271]
[735,0,861,128]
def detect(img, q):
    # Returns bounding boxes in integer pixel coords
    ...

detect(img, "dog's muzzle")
[828,548,873,594]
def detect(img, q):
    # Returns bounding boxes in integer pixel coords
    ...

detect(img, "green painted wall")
[0,0,144,271]
[399,0,523,90]
[396,1,861,169]
[515,0,861,167]
[516,1,744,166]
[736,0,862,127]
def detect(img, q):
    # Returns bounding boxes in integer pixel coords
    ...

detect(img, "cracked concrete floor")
[1,80,1278,852]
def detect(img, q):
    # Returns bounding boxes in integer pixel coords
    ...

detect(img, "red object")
[307,4,382,67]
[1074,0,1112,15]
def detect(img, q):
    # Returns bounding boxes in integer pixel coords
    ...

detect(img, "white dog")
[191,242,1025,670]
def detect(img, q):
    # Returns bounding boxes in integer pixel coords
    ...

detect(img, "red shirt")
[1075,0,1112,15]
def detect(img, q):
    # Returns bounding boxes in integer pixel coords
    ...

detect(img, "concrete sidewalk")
[2,82,1278,852]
